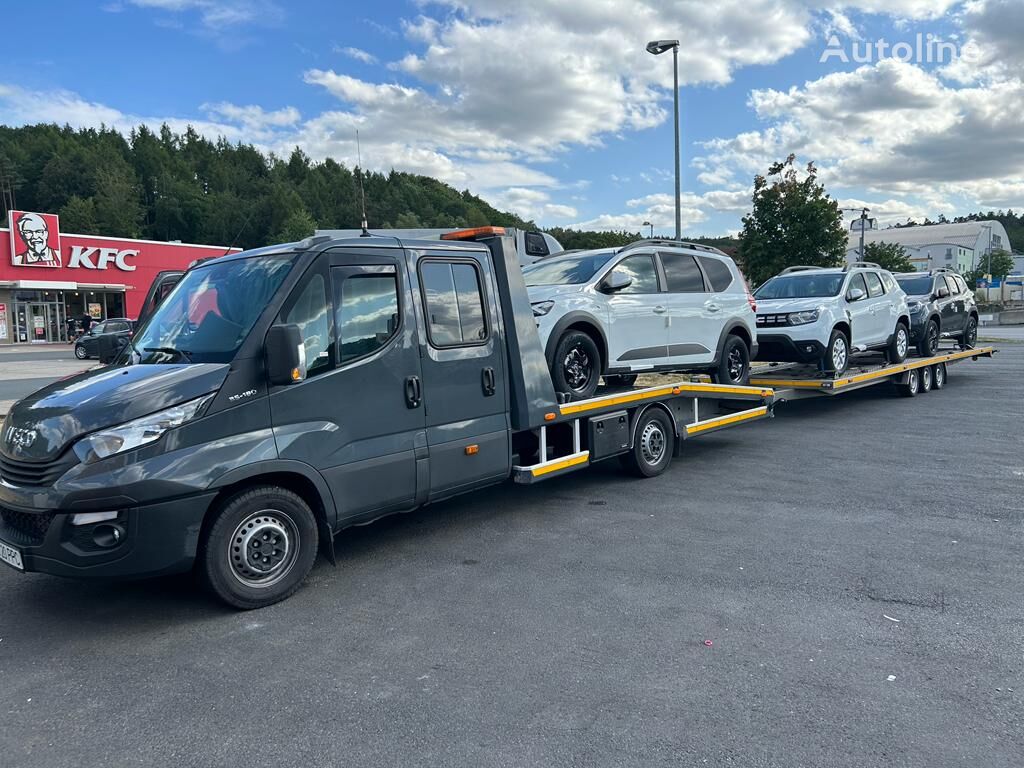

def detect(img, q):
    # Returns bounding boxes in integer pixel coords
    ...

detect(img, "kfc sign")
[8,210,136,271]
[9,210,61,267]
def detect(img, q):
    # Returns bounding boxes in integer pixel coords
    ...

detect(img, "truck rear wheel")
[199,486,319,609]
[620,409,674,478]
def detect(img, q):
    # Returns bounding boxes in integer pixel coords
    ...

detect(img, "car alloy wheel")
[726,346,745,382]
[563,346,592,393]
[74,345,88,360]
[896,326,908,359]
[962,318,977,349]
[924,322,939,355]
[831,335,848,372]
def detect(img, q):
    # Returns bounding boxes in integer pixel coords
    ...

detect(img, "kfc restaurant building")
[0,211,238,344]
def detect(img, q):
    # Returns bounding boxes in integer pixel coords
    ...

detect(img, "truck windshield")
[522,251,615,286]
[756,273,844,299]
[128,255,296,364]
[896,276,932,295]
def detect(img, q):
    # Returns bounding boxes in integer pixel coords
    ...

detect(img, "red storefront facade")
[1,211,238,344]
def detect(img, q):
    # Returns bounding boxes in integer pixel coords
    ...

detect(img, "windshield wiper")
[143,346,194,363]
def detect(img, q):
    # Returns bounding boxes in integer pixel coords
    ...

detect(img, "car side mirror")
[602,271,633,293]
[936,287,950,299]
[266,324,307,385]
[846,287,866,302]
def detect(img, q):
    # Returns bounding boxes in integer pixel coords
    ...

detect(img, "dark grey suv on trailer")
[895,269,978,356]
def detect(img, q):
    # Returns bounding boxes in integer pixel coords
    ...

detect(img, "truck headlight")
[532,300,554,317]
[73,394,214,464]
[787,309,820,326]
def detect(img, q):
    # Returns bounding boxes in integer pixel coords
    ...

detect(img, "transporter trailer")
[751,344,996,400]
[0,227,774,609]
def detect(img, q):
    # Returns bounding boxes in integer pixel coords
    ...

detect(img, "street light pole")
[646,39,682,241]
[642,220,653,238]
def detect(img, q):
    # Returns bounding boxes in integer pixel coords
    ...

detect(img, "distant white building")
[845,220,1013,273]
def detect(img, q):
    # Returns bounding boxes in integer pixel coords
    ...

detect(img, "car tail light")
[743,277,757,313]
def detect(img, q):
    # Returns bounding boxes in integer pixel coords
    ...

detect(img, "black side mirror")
[602,271,633,293]
[266,324,307,385]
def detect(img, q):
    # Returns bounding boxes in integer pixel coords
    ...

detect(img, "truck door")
[411,249,511,499]
[268,252,427,522]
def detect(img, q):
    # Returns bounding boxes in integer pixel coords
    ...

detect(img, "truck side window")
[420,260,488,347]
[337,274,400,364]
[524,232,549,257]
[284,273,332,377]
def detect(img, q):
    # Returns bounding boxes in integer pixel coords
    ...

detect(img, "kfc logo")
[10,211,61,268]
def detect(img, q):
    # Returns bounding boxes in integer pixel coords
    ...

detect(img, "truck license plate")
[0,541,24,570]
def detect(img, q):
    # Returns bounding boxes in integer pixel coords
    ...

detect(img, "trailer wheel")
[920,365,933,392]
[198,486,319,610]
[887,322,909,364]
[621,409,674,478]
[897,368,920,398]
[932,362,946,390]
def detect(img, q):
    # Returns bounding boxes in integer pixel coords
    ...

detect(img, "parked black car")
[895,269,978,356]
[74,318,134,360]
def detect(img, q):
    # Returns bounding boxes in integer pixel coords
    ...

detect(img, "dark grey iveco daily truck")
[0,228,774,608]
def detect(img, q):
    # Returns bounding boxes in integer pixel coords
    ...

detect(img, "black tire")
[712,334,750,385]
[621,408,674,478]
[920,364,933,392]
[960,316,978,350]
[820,328,849,375]
[887,322,910,364]
[74,344,88,360]
[932,362,946,390]
[552,330,601,400]
[917,320,939,357]
[604,374,638,388]
[897,368,920,398]
[198,486,319,610]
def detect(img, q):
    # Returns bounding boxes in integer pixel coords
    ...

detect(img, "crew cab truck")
[0,227,774,609]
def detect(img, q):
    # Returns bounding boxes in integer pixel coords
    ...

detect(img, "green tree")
[58,195,98,234]
[863,241,914,273]
[965,249,1015,285]
[272,207,317,243]
[738,155,846,285]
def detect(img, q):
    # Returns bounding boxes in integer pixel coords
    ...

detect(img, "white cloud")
[335,46,378,64]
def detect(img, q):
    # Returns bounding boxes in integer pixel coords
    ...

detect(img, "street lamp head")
[646,39,679,55]
[642,221,652,226]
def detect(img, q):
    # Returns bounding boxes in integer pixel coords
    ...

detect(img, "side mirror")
[936,287,950,299]
[602,271,633,293]
[266,324,307,385]
[846,287,866,302]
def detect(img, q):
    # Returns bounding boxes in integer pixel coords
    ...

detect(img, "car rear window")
[698,256,734,292]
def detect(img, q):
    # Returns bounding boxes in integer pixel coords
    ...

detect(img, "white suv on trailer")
[753,262,911,374]
[523,240,758,399]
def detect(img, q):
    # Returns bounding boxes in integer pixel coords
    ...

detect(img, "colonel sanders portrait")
[12,212,62,267]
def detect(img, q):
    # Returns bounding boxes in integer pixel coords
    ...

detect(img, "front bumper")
[755,334,825,364]
[0,492,216,579]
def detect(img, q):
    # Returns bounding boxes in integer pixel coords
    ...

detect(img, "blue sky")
[2,1,1022,237]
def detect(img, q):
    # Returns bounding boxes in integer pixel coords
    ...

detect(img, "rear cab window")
[420,260,488,347]
[524,232,549,258]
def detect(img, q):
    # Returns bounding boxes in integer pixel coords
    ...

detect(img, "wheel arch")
[712,319,754,365]
[205,461,338,564]
[544,311,608,369]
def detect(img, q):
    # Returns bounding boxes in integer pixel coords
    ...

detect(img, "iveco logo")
[5,427,38,451]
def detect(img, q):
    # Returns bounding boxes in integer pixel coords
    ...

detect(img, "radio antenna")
[356,130,370,237]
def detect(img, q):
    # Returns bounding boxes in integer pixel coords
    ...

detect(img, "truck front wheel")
[198,486,319,609]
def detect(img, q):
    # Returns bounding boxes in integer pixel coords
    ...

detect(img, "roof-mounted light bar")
[440,226,507,241]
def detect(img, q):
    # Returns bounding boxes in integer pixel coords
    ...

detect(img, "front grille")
[0,452,79,488]
[0,507,57,546]
[757,314,790,328]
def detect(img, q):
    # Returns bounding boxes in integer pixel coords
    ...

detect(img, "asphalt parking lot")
[0,345,1021,767]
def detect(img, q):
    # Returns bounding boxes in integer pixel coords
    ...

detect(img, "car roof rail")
[931,267,960,275]
[844,261,881,271]
[780,265,824,274]
[618,239,727,256]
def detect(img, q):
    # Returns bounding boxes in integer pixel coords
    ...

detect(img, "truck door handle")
[482,366,496,396]
[404,375,421,409]
[653,306,667,314]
